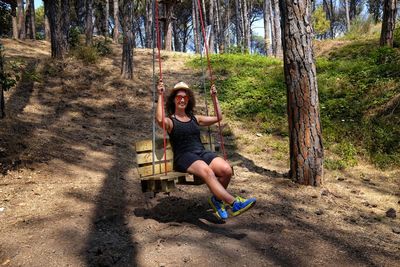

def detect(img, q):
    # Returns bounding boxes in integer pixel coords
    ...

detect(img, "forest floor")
[0,39,399,267]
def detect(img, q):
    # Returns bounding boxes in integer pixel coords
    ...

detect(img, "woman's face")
[175,90,189,109]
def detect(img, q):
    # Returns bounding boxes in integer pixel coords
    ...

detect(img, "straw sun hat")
[171,81,190,91]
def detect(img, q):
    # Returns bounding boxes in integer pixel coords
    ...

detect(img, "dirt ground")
[0,39,399,267]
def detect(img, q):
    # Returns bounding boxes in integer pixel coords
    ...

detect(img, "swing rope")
[154,0,168,175]
[196,0,227,160]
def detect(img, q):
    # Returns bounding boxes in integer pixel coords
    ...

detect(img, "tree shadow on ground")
[134,195,247,241]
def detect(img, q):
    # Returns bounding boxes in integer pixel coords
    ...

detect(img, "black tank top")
[169,114,205,158]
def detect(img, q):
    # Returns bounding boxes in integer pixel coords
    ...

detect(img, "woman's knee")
[220,164,233,178]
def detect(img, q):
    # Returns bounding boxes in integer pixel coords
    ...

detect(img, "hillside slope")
[0,39,399,266]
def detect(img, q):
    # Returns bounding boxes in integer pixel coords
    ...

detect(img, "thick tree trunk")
[17,0,25,39]
[44,0,68,58]
[121,0,134,79]
[349,0,357,20]
[380,0,398,47]
[113,0,120,43]
[279,0,324,186]
[25,0,36,39]
[263,0,272,55]
[86,0,94,46]
[272,0,282,57]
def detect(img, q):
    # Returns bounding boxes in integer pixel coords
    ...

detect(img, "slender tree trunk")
[113,0,120,43]
[215,0,223,53]
[11,4,18,39]
[45,13,51,41]
[234,0,242,47]
[263,0,272,55]
[121,0,134,79]
[86,0,94,45]
[164,3,174,51]
[349,0,357,20]
[279,0,324,186]
[145,0,153,48]
[193,0,200,53]
[61,0,69,49]
[272,0,282,57]
[225,0,231,50]
[242,0,250,52]
[380,0,398,47]
[17,0,25,39]
[105,0,110,37]
[25,0,36,39]
[209,0,215,53]
[0,45,4,118]
[44,0,68,58]
[345,0,351,32]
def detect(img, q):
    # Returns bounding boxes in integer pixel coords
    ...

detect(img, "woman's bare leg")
[209,157,232,189]
[187,160,235,204]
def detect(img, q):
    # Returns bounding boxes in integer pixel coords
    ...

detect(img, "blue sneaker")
[208,196,228,220]
[230,196,256,216]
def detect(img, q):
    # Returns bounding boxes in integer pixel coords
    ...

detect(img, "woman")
[156,81,256,220]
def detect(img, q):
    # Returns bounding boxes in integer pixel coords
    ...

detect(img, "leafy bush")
[72,46,98,64]
[393,26,400,48]
[69,26,82,48]
[94,39,112,56]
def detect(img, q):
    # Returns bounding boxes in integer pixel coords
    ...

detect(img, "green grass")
[190,39,400,169]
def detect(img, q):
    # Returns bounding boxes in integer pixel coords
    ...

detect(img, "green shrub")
[393,26,400,48]
[94,39,112,56]
[72,46,98,64]
[69,26,82,48]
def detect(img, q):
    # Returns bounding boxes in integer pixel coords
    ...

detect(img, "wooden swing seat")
[135,134,216,193]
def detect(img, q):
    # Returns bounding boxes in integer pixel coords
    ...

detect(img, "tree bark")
[272,0,282,57]
[243,0,250,52]
[121,0,134,79]
[234,0,242,47]
[0,45,4,118]
[86,0,94,46]
[25,0,36,39]
[380,0,397,47]
[209,0,215,53]
[11,3,18,39]
[263,0,273,55]
[193,0,200,53]
[163,2,174,51]
[45,13,51,41]
[105,0,110,37]
[345,0,351,32]
[44,0,68,58]
[17,0,25,39]
[145,0,153,48]
[279,0,324,186]
[113,0,120,43]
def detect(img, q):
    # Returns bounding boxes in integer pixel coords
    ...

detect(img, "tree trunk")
[234,0,242,47]
[44,0,68,58]
[209,0,215,53]
[17,0,25,39]
[215,0,223,53]
[279,0,324,186]
[263,0,272,55]
[345,0,351,32]
[25,0,36,39]
[242,0,250,52]
[225,0,231,50]
[105,0,110,37]
[272,0,282,57]
[113,0,120,43]
[121,0,134,79]
[0,45,4,118]
[145,0,153,48]
[349,0,357,20]
[193,0,200,53]
[11,3,18,39]
[45,13,51,41]
[163,2,174,51]
[86,0,94,46]
[380,0,397,47]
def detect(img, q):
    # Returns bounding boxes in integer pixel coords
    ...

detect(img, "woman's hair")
[166,89,196,116]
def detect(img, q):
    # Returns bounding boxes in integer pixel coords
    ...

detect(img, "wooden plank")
[140,172,187,181]
[135,139,171,152]
[138,162,174,177]
[136,149,174,165]
[177,174,204,185]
